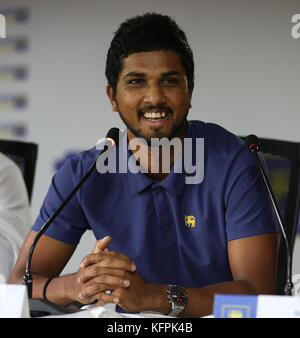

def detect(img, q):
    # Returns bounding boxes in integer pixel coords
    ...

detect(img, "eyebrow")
[123,72,145,79]
[161,71,181,77]
[123,71,181,79]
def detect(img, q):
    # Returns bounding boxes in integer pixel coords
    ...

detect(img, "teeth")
[143,112,167,119]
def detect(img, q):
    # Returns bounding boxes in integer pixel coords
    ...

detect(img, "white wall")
[0,0,299,276]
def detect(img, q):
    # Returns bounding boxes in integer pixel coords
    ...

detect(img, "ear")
[188,83,194,108]
[106,85,118,112]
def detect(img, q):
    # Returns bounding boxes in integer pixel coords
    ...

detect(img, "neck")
[127,123,187,181]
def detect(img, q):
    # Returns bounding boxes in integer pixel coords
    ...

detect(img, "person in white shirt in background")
[0,152,31,282]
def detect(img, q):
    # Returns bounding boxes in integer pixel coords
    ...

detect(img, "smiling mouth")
[139,105,173,122]
[142,111,169,121]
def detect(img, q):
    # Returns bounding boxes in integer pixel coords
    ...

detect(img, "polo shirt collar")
[120,122,193,196]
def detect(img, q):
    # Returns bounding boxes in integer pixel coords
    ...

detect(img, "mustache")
[137,105,173,115]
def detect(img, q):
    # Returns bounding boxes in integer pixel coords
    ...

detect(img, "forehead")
[119,50,186,76]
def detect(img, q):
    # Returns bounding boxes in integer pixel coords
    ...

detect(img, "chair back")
[0,139,38,203]
[241,136,300,294]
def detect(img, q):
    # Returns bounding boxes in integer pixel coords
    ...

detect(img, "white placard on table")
[0,283,30,318]
[256,295,300,318]
[214,293,300,318]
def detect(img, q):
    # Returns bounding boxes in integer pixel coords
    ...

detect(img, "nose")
[142,84,167,106]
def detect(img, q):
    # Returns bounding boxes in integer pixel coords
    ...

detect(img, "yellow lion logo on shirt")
[185,215,196,228]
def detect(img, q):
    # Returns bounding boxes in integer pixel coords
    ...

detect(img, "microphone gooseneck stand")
[245,134,293,296]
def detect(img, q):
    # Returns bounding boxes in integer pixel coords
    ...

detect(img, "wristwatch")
[166,285,188,317]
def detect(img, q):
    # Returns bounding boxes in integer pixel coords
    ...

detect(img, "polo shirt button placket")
[151,185,173,247]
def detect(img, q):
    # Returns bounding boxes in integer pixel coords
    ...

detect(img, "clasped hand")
[73,236,149,313]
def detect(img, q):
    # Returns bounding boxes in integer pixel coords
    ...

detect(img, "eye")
[161,78,179,86]
[127,79,145,86]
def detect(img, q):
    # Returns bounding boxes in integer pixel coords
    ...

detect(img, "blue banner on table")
[213,294,258,318]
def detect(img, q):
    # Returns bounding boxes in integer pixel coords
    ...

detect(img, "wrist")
[43,276,57,301]
[65,273,81,303]
[47,274,78,306]
[143,283,171,314]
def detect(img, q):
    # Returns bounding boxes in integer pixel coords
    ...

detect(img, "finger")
[81,253,136,271]
[79,278,128,303]
[92,236,111,254]
[107,250,133,263]
[80,275,130,296]
[78,284,109,303]
[79,266,131,284]
[82,249,132,266]
[97,291,120,307]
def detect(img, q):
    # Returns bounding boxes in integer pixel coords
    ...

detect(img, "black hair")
[105,12,194,94]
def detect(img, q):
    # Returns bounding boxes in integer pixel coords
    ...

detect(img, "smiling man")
[9,13,279,317]
[107,49,192,180]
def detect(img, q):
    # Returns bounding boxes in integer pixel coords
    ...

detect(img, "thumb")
[92,235,111,254]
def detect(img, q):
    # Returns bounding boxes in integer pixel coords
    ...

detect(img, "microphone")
[244,134,293,296]
[23,127,120,316]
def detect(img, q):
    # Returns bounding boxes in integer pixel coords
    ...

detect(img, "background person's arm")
[0,153,32,281]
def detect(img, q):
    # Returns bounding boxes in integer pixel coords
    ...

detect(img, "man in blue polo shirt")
[9,13,278,317]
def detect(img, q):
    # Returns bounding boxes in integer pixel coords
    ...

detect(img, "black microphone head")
[105,127,120,146]
[244,134,260,152]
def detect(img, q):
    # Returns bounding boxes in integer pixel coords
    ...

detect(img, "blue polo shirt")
[32,120,278,290]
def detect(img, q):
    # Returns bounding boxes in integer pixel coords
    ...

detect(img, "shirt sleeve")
[31,155,89,245]
[224,147,279,241]
[0,153,31,248]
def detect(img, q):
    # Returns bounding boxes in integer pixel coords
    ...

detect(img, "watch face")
[170,286,188,306]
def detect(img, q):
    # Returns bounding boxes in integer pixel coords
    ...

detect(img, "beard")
[117,105,189,146]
